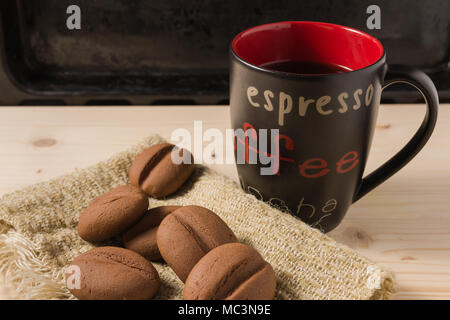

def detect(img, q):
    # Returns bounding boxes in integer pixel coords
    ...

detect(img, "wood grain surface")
[0,104,449,299]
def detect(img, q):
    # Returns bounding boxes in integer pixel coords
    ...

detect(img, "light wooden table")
[0,104,449,300]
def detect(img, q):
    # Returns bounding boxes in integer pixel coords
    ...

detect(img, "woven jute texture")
[0,135,395,300]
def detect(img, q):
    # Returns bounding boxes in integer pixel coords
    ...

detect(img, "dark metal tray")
[0,0,449,105]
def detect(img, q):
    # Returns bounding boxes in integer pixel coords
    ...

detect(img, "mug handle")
[353,65,439,202]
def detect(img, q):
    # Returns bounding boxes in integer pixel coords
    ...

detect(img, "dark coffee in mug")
[260,60,351,75]
[230,21,438,233]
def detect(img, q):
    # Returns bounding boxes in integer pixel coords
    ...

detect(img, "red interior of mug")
[232,21,384,73]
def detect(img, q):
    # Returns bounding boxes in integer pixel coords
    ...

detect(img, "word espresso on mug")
[246,83,375,126]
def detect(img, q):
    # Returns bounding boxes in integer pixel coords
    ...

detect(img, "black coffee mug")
[230,21,438,233]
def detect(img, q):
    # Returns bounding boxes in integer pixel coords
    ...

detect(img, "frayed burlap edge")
[0,230,74,300]
[0,135,396,300]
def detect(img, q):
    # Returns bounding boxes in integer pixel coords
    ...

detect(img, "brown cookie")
[65,246,160,300]
[77,185,149,242]
[157,205,237,282]
[129,143,195,198]
[183,243,276,300]
[122,205,182,261]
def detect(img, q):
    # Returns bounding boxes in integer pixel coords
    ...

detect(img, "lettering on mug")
[246,83,376,126]
[242,182,338,229]
[268,197,290,212]
[296,197,337,231]
[247,185,263,201]
[296,198,337,217]
[235,121,361,177]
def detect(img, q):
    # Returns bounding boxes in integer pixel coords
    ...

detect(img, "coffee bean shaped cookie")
[129,143,195,198]
[77,185,148,242]
[183,243,276,300]
[157,205,237,282]
[122,206,182,261]
[66,246,160,300]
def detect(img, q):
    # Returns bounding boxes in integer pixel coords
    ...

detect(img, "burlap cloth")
[0,135,395,300]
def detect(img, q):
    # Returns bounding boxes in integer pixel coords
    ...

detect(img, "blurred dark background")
[0,0,449,106]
